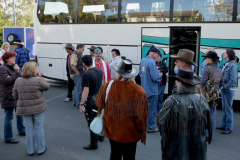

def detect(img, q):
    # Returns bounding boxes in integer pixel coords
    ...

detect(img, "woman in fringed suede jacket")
[95,59,148,160]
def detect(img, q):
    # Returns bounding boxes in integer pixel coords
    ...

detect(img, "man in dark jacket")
[64,44,75,102]
[157,68,212,160]
[155,51,168,114]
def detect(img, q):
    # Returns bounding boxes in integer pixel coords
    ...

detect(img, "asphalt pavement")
[0,82,240,160]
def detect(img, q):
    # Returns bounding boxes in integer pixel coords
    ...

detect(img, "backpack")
[202,66,218,106]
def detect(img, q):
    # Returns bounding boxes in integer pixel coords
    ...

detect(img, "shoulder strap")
[105,80,114,103]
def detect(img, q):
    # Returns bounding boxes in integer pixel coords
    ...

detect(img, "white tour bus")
[34,0,240,100]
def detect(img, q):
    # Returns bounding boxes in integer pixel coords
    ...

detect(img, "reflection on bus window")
[78,0,118,23]
[238,0,240,21]
[121,0,170,22]
[37,0,75,24]
[173,0,233,22]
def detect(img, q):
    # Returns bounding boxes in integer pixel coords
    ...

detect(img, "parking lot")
[0,82,240,160]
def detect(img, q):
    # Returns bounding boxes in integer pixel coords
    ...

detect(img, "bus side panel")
[109,46,139,64]
[38,58,64,80]
[38,44,63,58]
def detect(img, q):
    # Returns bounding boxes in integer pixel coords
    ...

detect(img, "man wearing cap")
[79,55,103,150]
[69,44,85,108]
[170,49,198,94]
[201,51,223,139]
[95,59,148,159]
[157,68,212,160]
[88,46,96,59]
[93,48,111,84]
[64,44,75,102]
[13,39,30,70]
[139,47,162,133]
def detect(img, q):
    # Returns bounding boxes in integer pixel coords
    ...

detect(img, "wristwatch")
[80,103,85,106]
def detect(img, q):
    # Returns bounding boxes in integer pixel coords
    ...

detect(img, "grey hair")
[177,81,198,94]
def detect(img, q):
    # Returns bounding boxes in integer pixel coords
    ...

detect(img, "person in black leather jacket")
[157,68,212,160]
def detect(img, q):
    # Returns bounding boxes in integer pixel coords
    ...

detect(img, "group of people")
[0,39,49,156]
[0,39,238,160]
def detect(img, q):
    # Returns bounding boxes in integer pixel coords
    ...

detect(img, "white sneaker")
[65,98,72,102]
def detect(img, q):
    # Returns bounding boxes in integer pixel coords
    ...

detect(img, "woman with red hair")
[0,51,25,144]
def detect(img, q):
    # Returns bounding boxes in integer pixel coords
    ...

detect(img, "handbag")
[90,80,114,136]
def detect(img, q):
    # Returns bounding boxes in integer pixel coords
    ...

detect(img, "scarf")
[93,59,108,82]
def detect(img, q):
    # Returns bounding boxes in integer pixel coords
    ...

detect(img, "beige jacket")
[12,77,50,116]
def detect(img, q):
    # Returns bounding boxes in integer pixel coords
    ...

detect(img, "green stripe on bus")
[142,35,240,49]
[142,36,169,45]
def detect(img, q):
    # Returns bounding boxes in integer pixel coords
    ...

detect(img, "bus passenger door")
[168,27,201,93]
[141,27,170,94]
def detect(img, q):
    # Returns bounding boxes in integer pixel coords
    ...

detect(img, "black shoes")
[5,138,19,144]
[216,126,225,130]
[83,144,98,150]
[19,132,26,136]
[83,131,98,150]
[98,136,105,142]
[221,130,232,134]
[38,147,47,155]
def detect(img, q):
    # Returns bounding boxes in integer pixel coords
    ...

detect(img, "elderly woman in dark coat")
[0,51,25,144]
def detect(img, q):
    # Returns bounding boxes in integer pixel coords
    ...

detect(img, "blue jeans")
[4,108,25,141]
[23,112,45,154]
[72,74,82,107]
[147,95,158,130]
[205,106,216,139]
[220,88,235,131]
[156,84,166,114]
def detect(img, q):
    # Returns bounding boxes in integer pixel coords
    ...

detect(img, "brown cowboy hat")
[170,49,198,66]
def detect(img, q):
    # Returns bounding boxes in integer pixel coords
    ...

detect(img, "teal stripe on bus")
[142,36,169,45]
[142,35,240,49]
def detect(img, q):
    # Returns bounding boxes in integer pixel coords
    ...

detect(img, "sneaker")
[65,98,72,102]
[147,128,159,133]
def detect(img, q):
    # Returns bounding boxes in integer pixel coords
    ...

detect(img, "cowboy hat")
[170,49,198,66]
[202,51,219,62]
[169,68,201,85]
[12,39,24,46]
[87,46,96,51]
[113,59,138,79]
[63,43,75,50]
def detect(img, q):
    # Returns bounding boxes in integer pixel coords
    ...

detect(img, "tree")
[0,0,34,44]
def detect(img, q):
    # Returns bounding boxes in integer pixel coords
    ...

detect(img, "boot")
[98,135,105,142]
[83,131,98,150]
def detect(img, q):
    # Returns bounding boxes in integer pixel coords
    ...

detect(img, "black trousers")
[109,139,137,160]
[67,74,74,98]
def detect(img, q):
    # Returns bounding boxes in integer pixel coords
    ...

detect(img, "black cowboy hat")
[113,59,138,79]
[13,39,24,46]
[202,51,219,62]
[169,68,201,85]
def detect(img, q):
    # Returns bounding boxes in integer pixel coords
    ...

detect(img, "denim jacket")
[221,60,238,90]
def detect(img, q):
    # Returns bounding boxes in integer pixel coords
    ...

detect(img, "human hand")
[79,106,85,113]
[14,64,20,72]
